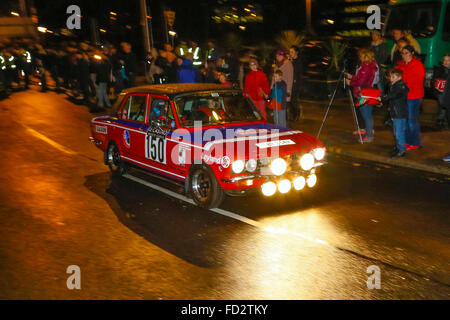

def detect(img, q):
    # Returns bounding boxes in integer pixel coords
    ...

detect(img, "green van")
[384,0,450,87]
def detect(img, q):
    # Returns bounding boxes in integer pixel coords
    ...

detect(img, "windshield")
[386,2,441,38]
[173,91,263,127]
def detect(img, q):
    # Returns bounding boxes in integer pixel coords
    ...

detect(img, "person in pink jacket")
[345,49,379,142]
[244,59,270,119]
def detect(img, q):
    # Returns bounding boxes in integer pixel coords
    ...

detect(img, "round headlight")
[245,159,257,172]
[300,153,315,171]
[307,174,317,188]
[313,148,325,161]
[232,160,245,174]
[293,176,306,190]
[261,181,277,196]
[270,158,287,176]
[278,179,291,194]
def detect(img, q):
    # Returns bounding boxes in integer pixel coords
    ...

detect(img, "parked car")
[90,84,326,209]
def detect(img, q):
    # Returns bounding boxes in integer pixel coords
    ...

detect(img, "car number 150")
[145,134,166,164]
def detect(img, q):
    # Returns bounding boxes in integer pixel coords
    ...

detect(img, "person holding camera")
[345,49,379,143]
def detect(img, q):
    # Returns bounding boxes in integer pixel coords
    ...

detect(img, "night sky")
[0,0,387,55]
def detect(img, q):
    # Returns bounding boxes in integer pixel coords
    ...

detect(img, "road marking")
[26,127,77,155]
[123,173,261,227]
[122,173,329,245]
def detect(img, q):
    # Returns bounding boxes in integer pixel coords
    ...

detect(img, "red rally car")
[90,84,326,209]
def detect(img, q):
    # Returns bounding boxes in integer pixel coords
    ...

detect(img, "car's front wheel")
[105,142,128,177]
[188,165,224,209]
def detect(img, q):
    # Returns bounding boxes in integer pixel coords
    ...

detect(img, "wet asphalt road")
[0,87,449,300]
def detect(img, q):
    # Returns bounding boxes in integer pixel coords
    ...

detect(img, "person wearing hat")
[272,49,293,119]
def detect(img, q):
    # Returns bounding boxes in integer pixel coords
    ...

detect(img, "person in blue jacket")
[177,53,198,83]
[270,70,288,128]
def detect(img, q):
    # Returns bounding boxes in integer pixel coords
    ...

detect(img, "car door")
[146,96,186,179]
[117,93,149,161]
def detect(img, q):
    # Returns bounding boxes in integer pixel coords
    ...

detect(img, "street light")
[37,26,47,33]
[306,0,312,33]
[168,30,176,47]
[11,11,20,16]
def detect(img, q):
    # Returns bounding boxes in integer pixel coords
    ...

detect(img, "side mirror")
[150,118,165,127]
[150,118,176,129]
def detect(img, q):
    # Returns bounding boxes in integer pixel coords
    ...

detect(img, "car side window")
[149,98,176,128]
[119,95,147,122]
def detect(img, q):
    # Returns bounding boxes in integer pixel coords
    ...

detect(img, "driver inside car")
[152,101,176,128]
[197,98,225,122]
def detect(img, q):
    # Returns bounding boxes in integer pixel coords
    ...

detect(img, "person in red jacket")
[345,49,379,142]
[244,59,270,119]
[396,45,426,149]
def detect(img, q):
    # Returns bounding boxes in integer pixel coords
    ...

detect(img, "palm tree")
[257,41,275,67]
[275,30,306,51]
[323,39,347,71]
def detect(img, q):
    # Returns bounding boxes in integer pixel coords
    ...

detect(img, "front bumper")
[221,162,324,196]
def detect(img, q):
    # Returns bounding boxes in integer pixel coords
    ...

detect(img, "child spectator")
[218,72,231,87]
[270,70,288,128]
[379,69,409,158]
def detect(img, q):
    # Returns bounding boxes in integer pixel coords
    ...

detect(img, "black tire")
[105,142,129,177]
[188,164,224,209]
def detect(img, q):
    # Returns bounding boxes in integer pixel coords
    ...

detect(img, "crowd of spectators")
[0,33,448,160]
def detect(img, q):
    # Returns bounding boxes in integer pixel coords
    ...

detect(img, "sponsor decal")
[221,156,231,168]
[256,139,296,149]
[235,128,268,137]
[147,125,170,137]
[178,147,186,166]
[123,130,131,148]
[95,125,107,134]
[203,155,231,168]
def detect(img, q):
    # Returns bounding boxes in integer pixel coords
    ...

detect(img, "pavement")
[290,98,450,176]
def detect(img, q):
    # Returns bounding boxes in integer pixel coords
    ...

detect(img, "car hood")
[181,123,325,159]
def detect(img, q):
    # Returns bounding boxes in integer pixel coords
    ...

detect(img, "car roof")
[122,83,237,98]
